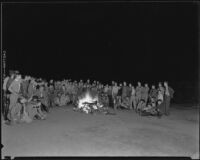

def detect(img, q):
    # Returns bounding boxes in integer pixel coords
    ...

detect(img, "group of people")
[2,70,175,125]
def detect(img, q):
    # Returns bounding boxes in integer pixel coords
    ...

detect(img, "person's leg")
[9,94,18,122]
[144,95,148,105]
[10,102,22,123]
[114,96,118,110]
[133,96,137,110]
[135,96,140,111]
[129,96,133,110]
[37,106,46,119]
[2,94,10,121]
[25,104,36,122]
[136,101,140,113]
[165,96,171,115]
[5,95,11,121]
[2,94,6,120]
[117,96,122,109]
[108,95,112,108]
[136,95,140,108]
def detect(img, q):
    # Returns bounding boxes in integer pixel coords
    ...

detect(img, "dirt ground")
[1,104,199,158]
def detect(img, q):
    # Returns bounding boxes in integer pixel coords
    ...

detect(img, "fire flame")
[78,91,99,109]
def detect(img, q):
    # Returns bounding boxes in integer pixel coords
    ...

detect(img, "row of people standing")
[110,81,174,116]
[3,70,175,124]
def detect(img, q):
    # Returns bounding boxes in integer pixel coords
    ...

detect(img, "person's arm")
[3,77,9,91]
[111,88,114,97]
[8,81,16,94]
[169,87,174,98]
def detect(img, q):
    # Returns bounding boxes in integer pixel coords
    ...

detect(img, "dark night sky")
[2,2,199,102]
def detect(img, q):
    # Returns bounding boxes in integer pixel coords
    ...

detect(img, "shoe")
[41,116,46,120]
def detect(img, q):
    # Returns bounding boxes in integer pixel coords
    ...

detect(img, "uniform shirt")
[117,87,122,96]
[144,86,149,95]
[136,86,142,96]
[4,77,15,92]
[131,88,136,96]
[122,86,128,97]
[112,86,119,96]
[8,78,21,94]
[27,82,36,98]
[149,89,157,98]
[157,92,164,101]
[159,86,165,95]
[141,87,146,95]
[127,87,132,97]
[107,87,112,95]
[165,86,174,98]
[21,80,29,97]
[165,86,170,96]
[104,86,109,93]
[34,89,42,98]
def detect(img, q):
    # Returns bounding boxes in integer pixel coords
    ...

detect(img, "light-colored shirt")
[157,93,164,101]
[104,87,109,93]
[159,86,165,95]
[112,86,119,95]
[8,78,21,94]
[136,86,142,96]
[131,88,136,96]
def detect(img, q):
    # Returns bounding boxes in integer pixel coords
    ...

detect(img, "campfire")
[77,91,103,114]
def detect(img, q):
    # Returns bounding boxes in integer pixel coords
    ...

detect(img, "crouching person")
[136,99,146,114]
[121,96,130,109]
[23,96,46,123]
[140,99,162,118]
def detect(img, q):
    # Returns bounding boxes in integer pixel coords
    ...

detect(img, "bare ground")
[1,104,199,158]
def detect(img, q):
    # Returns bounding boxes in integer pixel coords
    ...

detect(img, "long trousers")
[108,95,113,108]
[2,93,10,121]
[9,93,20,121]
[130,95,136,110]
[164,96,171,115]
[135,95,141,107]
